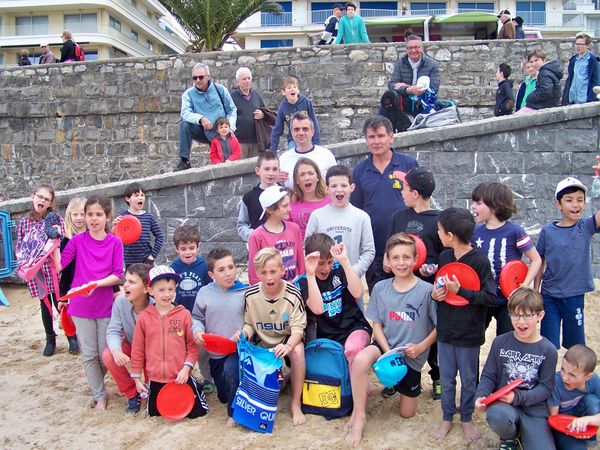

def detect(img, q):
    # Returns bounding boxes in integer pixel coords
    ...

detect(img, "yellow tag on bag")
[302,379,341,409]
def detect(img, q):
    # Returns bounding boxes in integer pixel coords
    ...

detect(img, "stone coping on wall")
[2,102,599,215]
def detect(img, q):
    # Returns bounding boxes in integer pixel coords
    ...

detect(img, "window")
[130,30,138,42]
[15,16,48,35]
[359,2,398,17]
[311,2,339,23]
[109,15,121,32]
[147,40,154,51]
[64,13,97,33]
[260,39,293,48]
[83,51,98,61]
[516,1,546,25]
[261,2,292,26]
[410,2,447,14]
[457,2,494,12]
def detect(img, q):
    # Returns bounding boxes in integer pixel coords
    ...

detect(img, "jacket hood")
[541,60,564,79]
[499,79,514,88]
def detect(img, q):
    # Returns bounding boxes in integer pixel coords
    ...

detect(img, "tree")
[159,0,282,52]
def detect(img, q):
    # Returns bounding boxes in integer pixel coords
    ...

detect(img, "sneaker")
[174,160,191,171]
[203,381,216,394]
[125,394,141,414]
[381,386,398,398]
[432,380,441,400]
[499,438,522,450]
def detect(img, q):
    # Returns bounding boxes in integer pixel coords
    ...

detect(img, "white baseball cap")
[259,186,288,219]
[148,265,181,285]
[555,177,587,200]
[40,43,49,47]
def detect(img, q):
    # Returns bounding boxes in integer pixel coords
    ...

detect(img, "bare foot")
[461,422,480,442]
[345,414,367,445]
[227,417,238,428]
[431,420,453,440]
[94,398,107,411]
[291,404,307,426]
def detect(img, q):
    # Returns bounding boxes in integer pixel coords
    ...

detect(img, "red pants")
[101,341,139,400]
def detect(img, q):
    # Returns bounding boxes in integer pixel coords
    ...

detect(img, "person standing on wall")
[318,4,343,45]
[497,10,516,39]
[60,30,77,62]
[334,2,370,45]
[562,33,600,106]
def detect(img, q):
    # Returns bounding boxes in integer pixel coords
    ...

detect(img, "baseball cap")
[497,9,511,17]
[40,42,49,47]
[404,167,436,198]
[555,177,587,200]
[148,265,181,286]
[513,16,524,26]
[259,185,289,220]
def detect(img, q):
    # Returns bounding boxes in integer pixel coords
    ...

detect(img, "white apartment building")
[0,0,188,65]
[234,0,600,49]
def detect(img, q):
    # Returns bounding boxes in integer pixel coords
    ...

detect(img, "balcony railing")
[311,10,330,23]
[360,8,399,17]
[456,7,495,13]
[261,11,293,26]
[410,8,448,15]
[517,11,546,25]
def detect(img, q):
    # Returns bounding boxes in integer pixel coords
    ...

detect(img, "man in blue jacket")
[176,63,237,171]
[562,33,600,106]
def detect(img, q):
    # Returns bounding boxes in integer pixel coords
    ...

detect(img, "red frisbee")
[60,306,76,337]
[157,382,195,421]
[435,262,480,307]
[409,234,427,271]
[499,260,528,298]
[203,333,237,355]
[113,215,142,245]
[549,414,599,439]
[59,283,98,302]
[481,378,525,406]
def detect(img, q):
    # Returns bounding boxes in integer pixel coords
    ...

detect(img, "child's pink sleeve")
[184,313,199,366]
[111,239,124,279]
[130,316,146,376]
[209,139,221,164]
[229,136,241,161]
[248,231,260,285]
[295,225,305,276]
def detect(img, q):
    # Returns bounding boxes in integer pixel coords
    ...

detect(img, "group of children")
[16,147,600,448]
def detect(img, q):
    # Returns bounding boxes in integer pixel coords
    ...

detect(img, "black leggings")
[40,292,58,336]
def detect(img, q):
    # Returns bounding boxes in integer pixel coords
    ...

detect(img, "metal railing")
[517,11,546,25]
[311,10,330,23]
[261,11,293,26]
[410,8,448,15]
[456,7,495,13]
[360,8,399,17]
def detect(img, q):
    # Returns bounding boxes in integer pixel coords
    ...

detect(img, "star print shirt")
[471,221,534,304]
[476,332,557,418]
[365,278,436,372]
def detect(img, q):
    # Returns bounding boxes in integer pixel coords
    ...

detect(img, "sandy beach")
[1,284,598,450]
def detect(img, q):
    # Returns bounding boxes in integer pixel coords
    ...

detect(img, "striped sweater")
[118,210,164,265]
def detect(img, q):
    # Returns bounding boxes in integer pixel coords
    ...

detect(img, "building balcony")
[260,11,293,26]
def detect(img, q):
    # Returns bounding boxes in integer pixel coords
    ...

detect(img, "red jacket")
[130,304,199,383]
[209,134,241,164]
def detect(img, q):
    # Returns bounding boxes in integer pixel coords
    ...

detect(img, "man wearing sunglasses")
[176,63,237,171]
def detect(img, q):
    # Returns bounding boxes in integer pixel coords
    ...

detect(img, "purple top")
[61,232,124,319]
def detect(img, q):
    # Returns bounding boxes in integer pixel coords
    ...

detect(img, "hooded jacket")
[525,60,564,110]
[130,304,198,382]
[494,79,515,116]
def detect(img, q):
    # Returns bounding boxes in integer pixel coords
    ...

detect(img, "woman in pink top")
[60,196,124,411]
[289,157,330,240]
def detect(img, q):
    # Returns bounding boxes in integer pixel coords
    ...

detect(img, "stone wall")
[2,103,600,274]
[0,38,595,199]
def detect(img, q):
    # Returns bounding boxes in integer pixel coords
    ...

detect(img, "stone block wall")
[2,103,600,274]
[0,38,594,199]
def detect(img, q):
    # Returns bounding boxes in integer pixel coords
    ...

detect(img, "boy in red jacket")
[210,117,241,164]
[130,265,208,418]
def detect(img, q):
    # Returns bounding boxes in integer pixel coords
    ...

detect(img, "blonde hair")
[64,196,87,238]
[62,30,73,40]
[253,247,282,271]
[385,232,417,258]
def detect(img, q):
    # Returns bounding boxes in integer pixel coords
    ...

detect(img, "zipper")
[161,314,166,380]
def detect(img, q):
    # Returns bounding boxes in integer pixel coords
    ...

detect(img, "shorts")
[370,343,422,398]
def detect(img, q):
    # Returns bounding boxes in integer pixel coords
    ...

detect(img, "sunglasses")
[192,75,207,81]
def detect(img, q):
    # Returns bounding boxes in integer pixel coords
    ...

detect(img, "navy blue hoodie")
[270,93,320,151]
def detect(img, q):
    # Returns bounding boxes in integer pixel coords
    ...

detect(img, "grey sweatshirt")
[106,294,153,351]
[191,281,247,359]
[304,203,375,277]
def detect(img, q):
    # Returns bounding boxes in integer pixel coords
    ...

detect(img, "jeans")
[486,402,556,449]
[553,394,600,450]
[541,294,585,349]
[179,121,209,159]
[438,341,479,422]
[209,353,240,417]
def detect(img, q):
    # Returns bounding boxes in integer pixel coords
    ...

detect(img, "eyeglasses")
[192,75,207,81]
[34,193,52,203]
[508,312,538,321]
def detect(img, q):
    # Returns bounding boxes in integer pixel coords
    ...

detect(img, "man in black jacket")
[230,67,266,158]
[562,33,600,106]
[388,35,440,116]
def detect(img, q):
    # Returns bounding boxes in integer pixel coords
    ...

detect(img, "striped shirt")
[118,210,164,265]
